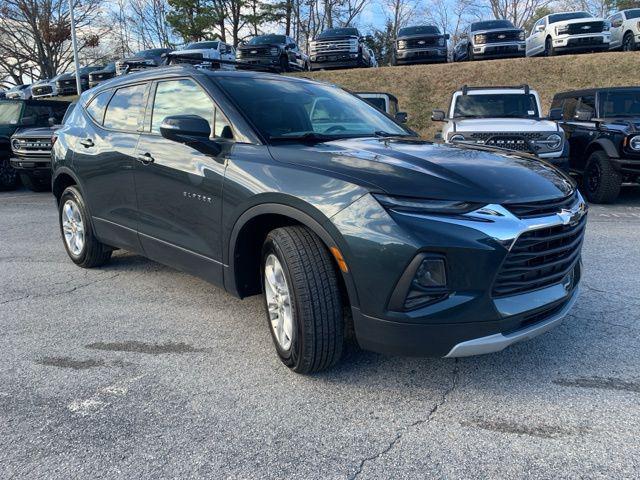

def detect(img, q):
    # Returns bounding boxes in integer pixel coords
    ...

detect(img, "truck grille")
[239,47,271,57]
[505,192,578,219]
[492,215,586,297]
[567,21,604,35]
[32,85,53,96]
[404,37,439,48]
[310,39,358,54]
[486,30,522,43]
[12,137,53,156]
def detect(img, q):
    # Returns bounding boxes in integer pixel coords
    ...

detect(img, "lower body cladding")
[472,42,526,59]
[309,53,361,70]
[395,48,447,64]
[552,34,610,53]
[330,193,586,358]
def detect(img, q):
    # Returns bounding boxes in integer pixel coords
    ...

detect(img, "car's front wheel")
[262,226,344,374]
[582,151,621,204]
[59,186,112,267]
[545,37,556,56]
[622,32,636,51]
[0,156,19,191]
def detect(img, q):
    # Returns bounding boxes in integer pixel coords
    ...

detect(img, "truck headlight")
[474,34,487,44]
[518,31,525,41]
[270,47,279,56]
[546,133,563,150]
[556,25,569,35]
[397,40,407,49]
[437,37,445,46]
[11,138,21,151]
[629,135,640,151]
[603,21,611,31]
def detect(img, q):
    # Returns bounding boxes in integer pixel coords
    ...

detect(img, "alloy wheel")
[264,254,293,351]
[61,199,85,256]
[586,162,601,193]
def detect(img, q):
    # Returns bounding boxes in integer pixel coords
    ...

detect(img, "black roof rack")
[163,53,280,73]
[461,84,530,95]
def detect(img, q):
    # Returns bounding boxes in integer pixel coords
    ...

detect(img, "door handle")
[137,152,155,165]
[80,138,94,148]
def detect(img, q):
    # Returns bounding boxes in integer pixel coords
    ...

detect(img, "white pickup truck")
[431,85,568,167]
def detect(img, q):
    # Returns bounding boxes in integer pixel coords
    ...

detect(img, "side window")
[151,79,214,134]
[103,84,146,131]
[85,90,112,125]
[562,97,578,120]
[579,95,596,116]
[220,44,227,54]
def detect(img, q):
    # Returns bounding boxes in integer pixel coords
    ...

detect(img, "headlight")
[437,37,445,46]
[474,34,487,44]
[373,194,482,215]
[449,134,465,143]
[603,21,611,31]
[546,133,563,150]
[270,47,279,56]
[397,40,407,49]
[518,31,526,41]
[556,25,569,35]
[11,138,21,151]
[629,135,640,151]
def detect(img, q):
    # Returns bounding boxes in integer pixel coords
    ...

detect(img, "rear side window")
[104,84,146,131]
[561,97,578,120]
[579,95,596,116]
[85,91,112,124]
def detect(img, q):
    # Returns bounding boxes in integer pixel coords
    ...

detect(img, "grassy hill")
[297,51,640,139]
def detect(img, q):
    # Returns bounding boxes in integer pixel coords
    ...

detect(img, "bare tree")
[485,0,553,28]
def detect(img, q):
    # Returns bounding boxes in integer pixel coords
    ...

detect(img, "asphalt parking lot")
[1,188,639,479]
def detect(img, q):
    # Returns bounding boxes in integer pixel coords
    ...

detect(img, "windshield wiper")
[268,132,338,144]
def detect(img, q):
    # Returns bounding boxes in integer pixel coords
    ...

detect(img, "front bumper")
[310,53,360,70]
[611,157,640,176]
[236,57,281,71]
[10,156,51,174]
[396,48,447,64]
[473,42,526,58]
[331,193,586,358]
[552,34,610,52]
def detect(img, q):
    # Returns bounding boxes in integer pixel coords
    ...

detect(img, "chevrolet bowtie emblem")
[558,204,586,226]
[581,25,591,29]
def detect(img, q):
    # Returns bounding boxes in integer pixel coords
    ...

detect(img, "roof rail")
[461,84,531,95]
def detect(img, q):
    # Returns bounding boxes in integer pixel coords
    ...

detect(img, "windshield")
[247,35,286,45]
[398,26,440,36]
[625,9,640,19]
[600,90,640,117]
[216,77,409,141]
[138,49,169,58]
[185,41,220,50]
[453,94,539,118]
[0,101,22,125]
[548,12,592,24]
[318,28,359,39]
[471,20,515,31]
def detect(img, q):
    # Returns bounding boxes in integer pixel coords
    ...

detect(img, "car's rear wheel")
[20,173,50,192]
[0,156,19,191]
[279,56,289,73]
[623,32,636,51]
[467,45,474,61]
[582,151,621,204]
[59,186,112,267]
[261,226,344,374]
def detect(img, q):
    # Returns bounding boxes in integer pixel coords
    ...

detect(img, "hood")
[452,118,558,132]
[603,118,640,132]
[12,126,58,138]
[397,33,445,40]
[471,27,523,34]
[556,17,602,26]
[121,56,157,64]
[314,35,358,41]
[268,138,573,204]
[239,43,282,50]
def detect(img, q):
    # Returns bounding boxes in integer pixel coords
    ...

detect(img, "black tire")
[582,150,622,204]
[261,226,344,374]
[545,37,556,56]
[59,186,112,267]
[20,173,50,192]
[467,46,474,61]
[0,156,19,191]
[622,32,636,52]
[279,56,289,73]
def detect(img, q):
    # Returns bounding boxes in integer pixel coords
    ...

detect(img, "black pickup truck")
[1,99,70,191]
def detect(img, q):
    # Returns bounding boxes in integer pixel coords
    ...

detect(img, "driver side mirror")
[21,115,36,127]
[548,108,562,121]
[160,115,221,155]
[574,108,593,122]
[535,24,545,33]
[444,34,450,40]
[395,112,408,123]
[48,116,57,127]
[431,110,446,122]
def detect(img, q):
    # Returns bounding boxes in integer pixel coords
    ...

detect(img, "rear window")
[184,41,220,50]
[398,26,440,36]
[548,12,592,24]
[103,84,146,131]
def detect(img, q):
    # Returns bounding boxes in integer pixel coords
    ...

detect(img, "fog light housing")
[388,254,449,311]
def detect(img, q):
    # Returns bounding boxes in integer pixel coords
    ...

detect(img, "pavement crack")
[581,282,640,304]
[348,360,460,479]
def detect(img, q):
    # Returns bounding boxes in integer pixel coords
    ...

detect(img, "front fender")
[588,138,620,158]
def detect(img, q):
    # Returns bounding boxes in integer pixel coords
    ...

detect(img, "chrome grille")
[505,192,578,219]
[310,39,358,54]
[492,215,586,297]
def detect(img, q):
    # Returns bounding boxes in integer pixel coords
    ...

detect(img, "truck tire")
[623,32,636,51]
[261,226,344,374]
[545,37,556,56]
[467,45,474,61]
[279,56,289,73]
[59,186,112,267]
[582,151,621,204]
[20,173,50,192]
[0,157,19,191]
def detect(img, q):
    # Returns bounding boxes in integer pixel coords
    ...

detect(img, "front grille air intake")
[505,191,577,219]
